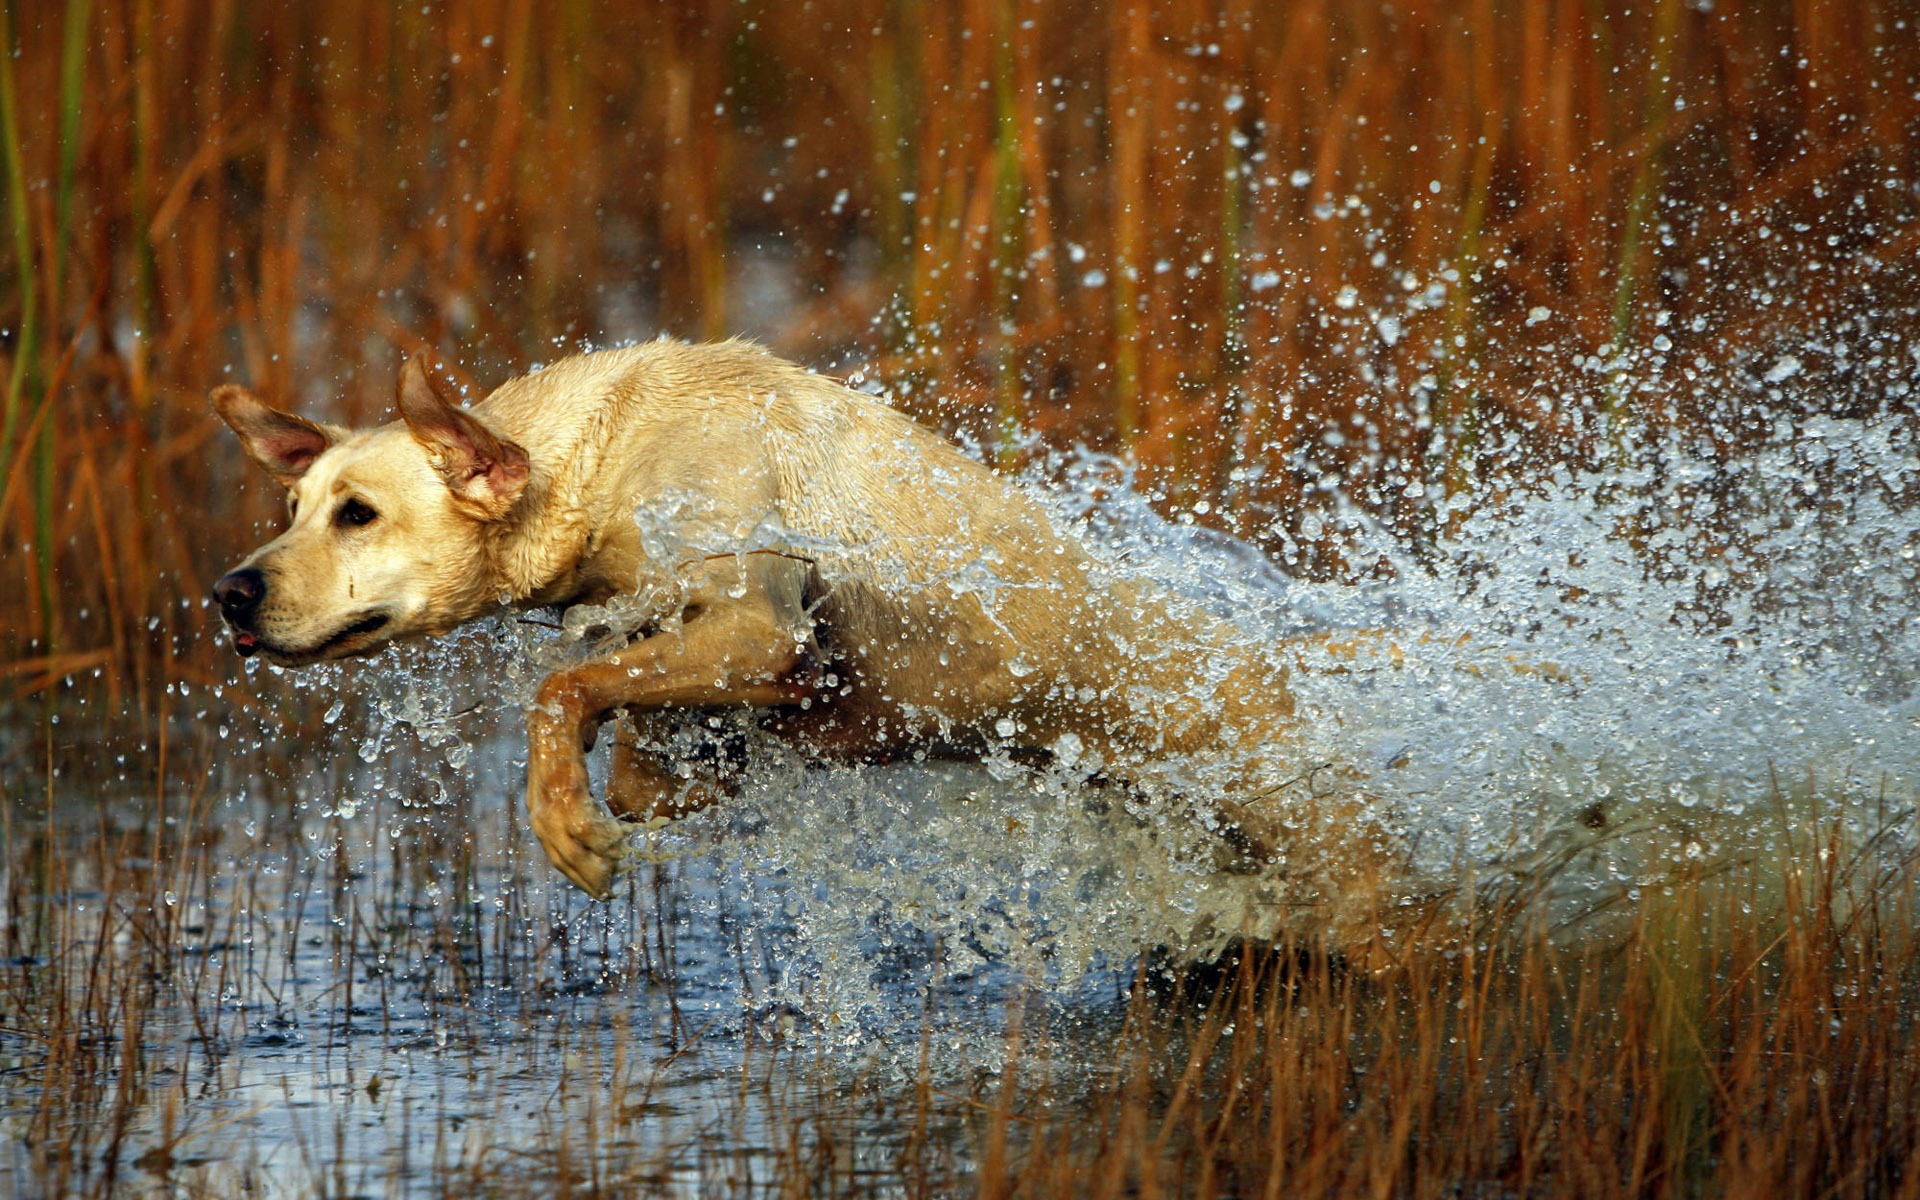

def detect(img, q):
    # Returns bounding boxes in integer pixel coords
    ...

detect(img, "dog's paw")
[526,755,631,899]
[531,806,631,901]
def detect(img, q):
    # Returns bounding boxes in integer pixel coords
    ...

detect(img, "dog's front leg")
[526,633,805,897]
[526,693,631,899]
[525,561,811,898]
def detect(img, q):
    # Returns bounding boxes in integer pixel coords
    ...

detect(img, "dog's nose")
[213,568,266,623]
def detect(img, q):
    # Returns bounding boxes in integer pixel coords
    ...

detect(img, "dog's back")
[473,342,1284,764]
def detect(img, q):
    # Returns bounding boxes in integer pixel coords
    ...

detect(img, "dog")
[211,341,1392,933]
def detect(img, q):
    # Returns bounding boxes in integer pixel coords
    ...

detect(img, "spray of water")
[233,342,1918,1043]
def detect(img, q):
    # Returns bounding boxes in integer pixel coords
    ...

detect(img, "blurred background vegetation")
[0,0,1915,706]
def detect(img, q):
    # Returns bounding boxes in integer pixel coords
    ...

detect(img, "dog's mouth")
[233,612,393,663]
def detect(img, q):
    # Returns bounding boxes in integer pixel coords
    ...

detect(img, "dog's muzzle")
[213,567,266,654]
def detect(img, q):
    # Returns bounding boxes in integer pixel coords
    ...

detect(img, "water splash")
[230,346,1920,1040]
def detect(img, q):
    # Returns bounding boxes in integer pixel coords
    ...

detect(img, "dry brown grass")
[2,7,1917,1192]
[0,0,1913,700]
[993,858,1920,1198]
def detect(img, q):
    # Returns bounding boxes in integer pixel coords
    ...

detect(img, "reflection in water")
[4,359,1918,1196]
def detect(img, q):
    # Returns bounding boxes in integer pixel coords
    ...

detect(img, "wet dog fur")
[212,342,1379,921]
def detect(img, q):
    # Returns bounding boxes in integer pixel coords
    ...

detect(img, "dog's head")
[210,359,530,666]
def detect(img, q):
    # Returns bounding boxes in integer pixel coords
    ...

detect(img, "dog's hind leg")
[525,555,812,898]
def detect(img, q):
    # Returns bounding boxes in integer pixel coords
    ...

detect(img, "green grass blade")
[0,1,37,506]
[38,0,92,648]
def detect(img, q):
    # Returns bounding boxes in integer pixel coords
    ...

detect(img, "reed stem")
[1216,75,1248,512]
[38,0,91,649]
[989,0,1023,465]
[1439,0,1502,501]
[1607,0,1682,444]
[131,0,156,339]
[1108,0,1148,451]
[0,1,33,503]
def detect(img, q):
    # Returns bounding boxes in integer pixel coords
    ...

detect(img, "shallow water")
[3,689,1156,1195]
[4,343,1919,1195]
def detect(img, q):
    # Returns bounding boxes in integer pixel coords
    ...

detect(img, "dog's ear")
[397,356,530,522]
[211,385,335,487]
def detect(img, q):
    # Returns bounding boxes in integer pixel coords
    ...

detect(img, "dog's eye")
[336,498,379,528]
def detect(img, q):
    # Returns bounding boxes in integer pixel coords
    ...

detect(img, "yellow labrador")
[213,342,1363,911]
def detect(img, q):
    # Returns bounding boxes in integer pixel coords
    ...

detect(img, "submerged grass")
[4,720,1918,1197]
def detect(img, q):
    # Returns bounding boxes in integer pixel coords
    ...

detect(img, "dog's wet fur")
[212,342,1397,944]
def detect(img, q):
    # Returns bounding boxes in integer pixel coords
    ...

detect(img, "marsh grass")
[4,706,1919,1197]
[1,3,1918,1195]
[0,0,1913,698]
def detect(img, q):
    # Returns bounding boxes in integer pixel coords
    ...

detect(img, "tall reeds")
[965,851,1920,1198]
[0,0,1914,699]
